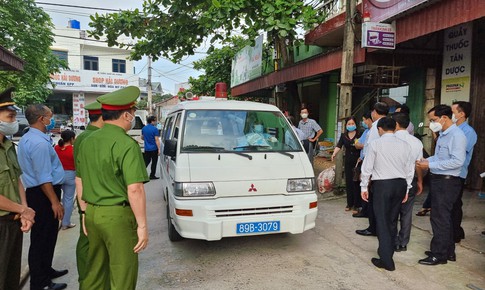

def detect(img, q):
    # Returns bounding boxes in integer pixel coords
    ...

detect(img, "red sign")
[363,0,430,23]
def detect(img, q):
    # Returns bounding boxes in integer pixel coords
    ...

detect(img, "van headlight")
[287,178,315,192]
[174,182,216,197]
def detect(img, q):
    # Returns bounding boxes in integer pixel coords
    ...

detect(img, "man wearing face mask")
[298,107,322,163]
[0,87,36,290]
[450,101,477,243]
[17,104,67,290]
[76,86,149,290]
[416,104,466,266]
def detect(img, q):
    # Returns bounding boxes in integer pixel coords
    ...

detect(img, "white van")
[160,100,318,241]
[128,110,149,148]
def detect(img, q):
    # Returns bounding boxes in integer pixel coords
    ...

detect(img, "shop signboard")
[441,22,472,104]
[49,70,139,93]
[231,35,263,88]
[72,93,86,127]
[362,22,395,49]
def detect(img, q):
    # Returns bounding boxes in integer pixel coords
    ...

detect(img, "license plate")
[236,221,280,234]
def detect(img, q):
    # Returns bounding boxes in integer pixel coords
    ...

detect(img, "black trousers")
[344,158,361,208]
[27,185,62,289]
[0,218,22,290]
[372,178,407,269]
[144,150,159,177]
[429,176,461,260]
[451,178,466,242]
[396,177,417,247]
[363,182,377,233]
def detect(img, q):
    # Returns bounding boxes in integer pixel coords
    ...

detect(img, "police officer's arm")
[75,177,88,236]
[127,183,148,253]
[155,135,161,155]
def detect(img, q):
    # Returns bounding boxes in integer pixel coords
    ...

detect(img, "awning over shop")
[231,47,366,97]
[0,45,24,71]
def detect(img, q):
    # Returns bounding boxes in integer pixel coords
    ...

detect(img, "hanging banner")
[441,22,472,104]
[72,93,86,127]
[362,22,396,49]
[231,35,263,87]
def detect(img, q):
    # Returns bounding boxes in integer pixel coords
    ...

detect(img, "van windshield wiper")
[231,152,253,160]
[275,151,294,159]
[183,145,225,151]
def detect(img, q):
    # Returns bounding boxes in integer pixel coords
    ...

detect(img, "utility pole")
[335,0,356,187]
[147,56,153,115]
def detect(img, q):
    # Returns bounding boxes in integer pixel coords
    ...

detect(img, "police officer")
[0,87,36,290]
[73,101,104,285]
[77,86,149,289]
[417,104,466,265]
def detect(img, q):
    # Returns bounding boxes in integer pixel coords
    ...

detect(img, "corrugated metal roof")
[397,0,485,44]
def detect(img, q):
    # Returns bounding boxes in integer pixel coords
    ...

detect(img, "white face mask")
[127,113,136,130]
[300,113,308,119]
[451,113,459,123]
[0,120,19,136]
[429,120,442,133]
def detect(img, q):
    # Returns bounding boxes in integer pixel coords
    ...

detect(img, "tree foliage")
[0,0,67,106]
[188,37,246,96]
[88,0,325,66]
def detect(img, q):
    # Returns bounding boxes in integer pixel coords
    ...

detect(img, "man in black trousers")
[360,117,413,271]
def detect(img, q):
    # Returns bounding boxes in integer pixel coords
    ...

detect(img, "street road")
[21,166,485,290]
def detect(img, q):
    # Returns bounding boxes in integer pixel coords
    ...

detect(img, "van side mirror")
[163,139,177,157]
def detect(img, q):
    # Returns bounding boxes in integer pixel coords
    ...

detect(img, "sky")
[36,0,204,95]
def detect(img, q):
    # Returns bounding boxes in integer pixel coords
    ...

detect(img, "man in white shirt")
[360,117,413,271]
[356,102,389,236]
[392,112,424,252]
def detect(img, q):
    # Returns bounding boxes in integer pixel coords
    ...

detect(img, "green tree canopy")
[89,0,325,66]
[188,37,246,97]
[0,0,67,106]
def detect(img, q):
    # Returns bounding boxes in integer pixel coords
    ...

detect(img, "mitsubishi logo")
[248,184,257,192]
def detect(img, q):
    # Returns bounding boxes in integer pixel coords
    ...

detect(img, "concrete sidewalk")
[19,187,485,289]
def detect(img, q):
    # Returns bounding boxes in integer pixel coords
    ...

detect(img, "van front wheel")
[167,201,183,242]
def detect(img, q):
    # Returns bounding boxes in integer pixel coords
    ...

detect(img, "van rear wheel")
[167,201,183,241]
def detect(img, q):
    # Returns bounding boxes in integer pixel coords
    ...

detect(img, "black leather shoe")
[50,269,68,279]
[356,229,377,236]
[42,282,67,290]
[371,258,395,271]
[418,256,447,265]
[424,251,456,261]
[352,212,366,218]
[395,245,407,252]
[150,176,159,180]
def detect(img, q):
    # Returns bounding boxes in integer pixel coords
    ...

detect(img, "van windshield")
[181,110,303,153]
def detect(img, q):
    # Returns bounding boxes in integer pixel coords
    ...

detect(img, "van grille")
[214,206,293,217]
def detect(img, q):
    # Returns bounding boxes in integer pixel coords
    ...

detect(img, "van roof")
[169,100,280,113]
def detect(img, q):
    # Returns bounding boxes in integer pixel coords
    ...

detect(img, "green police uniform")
[73,101,102,285]
[0,87,24,289]
[77,87,149,290]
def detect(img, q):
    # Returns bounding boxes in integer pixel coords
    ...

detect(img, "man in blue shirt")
[416,104,466,266]
[142,115,161,180]
[451,101,477,243]
[18,104,68,290]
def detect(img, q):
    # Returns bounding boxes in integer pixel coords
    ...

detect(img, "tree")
[188,38,246,97]
[0,0,67,106]
[89,0,325,66]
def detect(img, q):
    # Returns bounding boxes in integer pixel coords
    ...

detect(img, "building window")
[112,59,126,73]
[84,56,99,71]
[52,50,68,64]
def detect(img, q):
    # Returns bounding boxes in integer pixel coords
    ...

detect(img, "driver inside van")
[237,121,277,147]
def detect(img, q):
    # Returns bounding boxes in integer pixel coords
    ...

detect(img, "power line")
[36,1,122,12]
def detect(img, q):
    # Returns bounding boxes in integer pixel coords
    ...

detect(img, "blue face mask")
[346,125,356,132]
[46,117,56,131]
[361,121,368,129]
[254,124,264,134]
